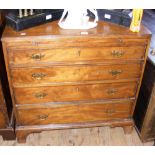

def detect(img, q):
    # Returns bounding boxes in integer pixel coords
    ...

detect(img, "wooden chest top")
[2,20,151,41]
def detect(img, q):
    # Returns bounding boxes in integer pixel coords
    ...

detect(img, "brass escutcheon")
[105,109,115,114]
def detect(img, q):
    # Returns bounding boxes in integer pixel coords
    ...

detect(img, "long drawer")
[17,100,133,125]
[0,110,6,128]
[8,46,146,66]
[6,38,147,49]
[11,64,141,86]
[14,82,137,104]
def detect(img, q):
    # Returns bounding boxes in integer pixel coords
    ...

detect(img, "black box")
[6,9,64,31]
[97,9,132,27]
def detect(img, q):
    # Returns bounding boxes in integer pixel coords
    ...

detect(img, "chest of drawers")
[2,21,151,143]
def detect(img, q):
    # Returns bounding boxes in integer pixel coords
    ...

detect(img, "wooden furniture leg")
[16,129,42,143]
[123,126,133,134]
[16,130,30,143]
[0,128,16,140]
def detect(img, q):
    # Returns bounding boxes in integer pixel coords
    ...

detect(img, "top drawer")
[6,37,148,49]
[8,46,146,66]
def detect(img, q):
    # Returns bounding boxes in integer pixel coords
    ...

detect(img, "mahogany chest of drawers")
[2,20,151,143]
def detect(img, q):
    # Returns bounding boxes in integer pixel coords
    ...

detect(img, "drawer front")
[0,111,6,128]
[14,82,137,104]
[8,46,145,66]
[17,100,133,125]
[11,64,141,86]
[6,38,147,49]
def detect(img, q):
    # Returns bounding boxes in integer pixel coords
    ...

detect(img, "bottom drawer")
[0,111,6,128]
[17,100,133,126]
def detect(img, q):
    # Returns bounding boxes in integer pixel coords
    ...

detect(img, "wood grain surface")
[8,46,145,67]
[11,63,141,86]
[2,20,151,39]
[14,82,137,104]
[16,101,132,126]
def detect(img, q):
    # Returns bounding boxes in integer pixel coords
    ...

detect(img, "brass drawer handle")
[31,53,45,60]
[107,89,118,95]
[109,70,122,76]
[32,73,46,80]
[34,93,47,99]
[38,114,48,120]
[111,50,124,57]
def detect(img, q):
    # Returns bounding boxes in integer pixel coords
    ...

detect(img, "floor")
[0,127,154,146]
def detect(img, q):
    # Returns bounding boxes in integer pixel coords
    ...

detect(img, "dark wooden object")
[134,52,155,142]
[134,9,155,143]
[1,20,151,143]
[0,11,15,140]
